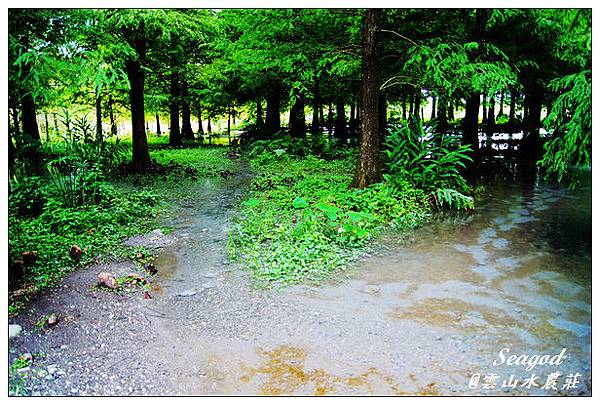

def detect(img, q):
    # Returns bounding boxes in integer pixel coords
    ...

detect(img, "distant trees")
[8,8,591,183]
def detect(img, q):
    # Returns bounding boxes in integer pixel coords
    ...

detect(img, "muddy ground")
[8,166,591,396]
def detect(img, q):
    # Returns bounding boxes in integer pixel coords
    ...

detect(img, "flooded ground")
[10,163,591,396]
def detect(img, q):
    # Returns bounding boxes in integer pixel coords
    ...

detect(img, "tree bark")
[181,82,194,140]
[509,89,516,127]
[378,93,387,140]
[462,93,480,157]
[207,116,212,134]
[21,93,41,144]
[44,112,50,142]
[290,96,306,138]
[256,99,264,130]
[437,95,448,132]
[109,96,117,136]
[197,104,204,135]
[169,67,181,147]
[352,9,382,189]
[334,101,347,140]
[95,91,103,143]
[265,85,281,135]
[430,96,437,120]
[125,21,151,172]
[156,113,162,135]
[481,93,487,123]
[487,94,495,124]
[311,82,320,133]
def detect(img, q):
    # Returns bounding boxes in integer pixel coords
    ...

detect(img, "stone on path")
[9,324,22,339]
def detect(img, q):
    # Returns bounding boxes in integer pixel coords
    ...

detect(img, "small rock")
[47,313,59,326]
[9,324,22,339]
[364,285,380,294]
[47,365,58,375]
[177,290,197,297]
[201,228,208,232]
[70,245,83,263]
[71,388,79,394]
[97,272,117,289]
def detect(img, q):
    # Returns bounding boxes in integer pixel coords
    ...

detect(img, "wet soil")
[9,164,591,396]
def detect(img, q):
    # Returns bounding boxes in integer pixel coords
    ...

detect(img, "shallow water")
[144,165,591,395]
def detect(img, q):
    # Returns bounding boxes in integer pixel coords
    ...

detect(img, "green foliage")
[541,70,591,185]
[384,118,474,210]
[229,150,430,286]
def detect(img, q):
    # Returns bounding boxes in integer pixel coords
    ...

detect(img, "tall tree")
[352,9,382,188]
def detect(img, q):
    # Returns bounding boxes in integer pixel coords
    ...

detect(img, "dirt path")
[9,166,591,396]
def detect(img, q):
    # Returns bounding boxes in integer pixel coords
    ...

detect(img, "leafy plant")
[384,117,474,210]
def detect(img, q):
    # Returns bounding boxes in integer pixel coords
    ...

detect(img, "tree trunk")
[378,93,387,140]
[437,95,448,132]
[21,93,41,144]
[156,113,162,135]
[256,99,264,130]
[227,103,231,142]
[462,93,480,157]
[311,82,320,133]
[44,112,50,142]
[207,116,212,134]
[327,102,334,131]
[109,96,117,136]
[169,67,181,147]
[509,89,516,126]
[265,85,281,135]
[402,96,407,120]
[290,97,306,138]
[11,108,20,137]
[413,91,421,119]
[499,91,504,116]
[487,94,495,125]
[181,83,194,140]
[430,96,436,120]
[481,93,487,123]
[334,101,347,140]
[125,22,151,172]
[448,100,454,121]
[197,104,204,135]
[408,93,414,118]
[95,92,103,143]
[352,9,381,189]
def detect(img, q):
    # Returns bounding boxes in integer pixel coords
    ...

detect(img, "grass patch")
[228,145,431,287]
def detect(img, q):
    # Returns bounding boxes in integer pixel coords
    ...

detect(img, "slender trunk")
[181,83,194,139]
[53,112,58,138]
[463,93,480,157]
[290,97,306,138]
[352,9,382,189]
[487,94,495,124]
[509,89,516,126]
[402,96,407,120]
[448,100,454,121]
[437,95,448,132]
[481,93,487,123]
[430,96,436,120]
[265,85,281,135]
[197,104,204,135]
[11,108,20,138]
[413,91,421,119]
[378,93,387,140]
[311,82,320,133]
[334,101,347,140]
[349,101,356,132]
[319,104,324,125]
[207,116,212,134]
[109,96,117,136]
[169,67,181,147]
[156,113,162,135]
[499,91,504,116]
[44,112,50,142]
[227,103,231,143]
[125,22,151,172]
[256,99,264,129]
[409,93,414,118]
[21,93,41,144]
[95,92,103,143]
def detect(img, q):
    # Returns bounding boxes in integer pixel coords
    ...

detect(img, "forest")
[8,8,592,397]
